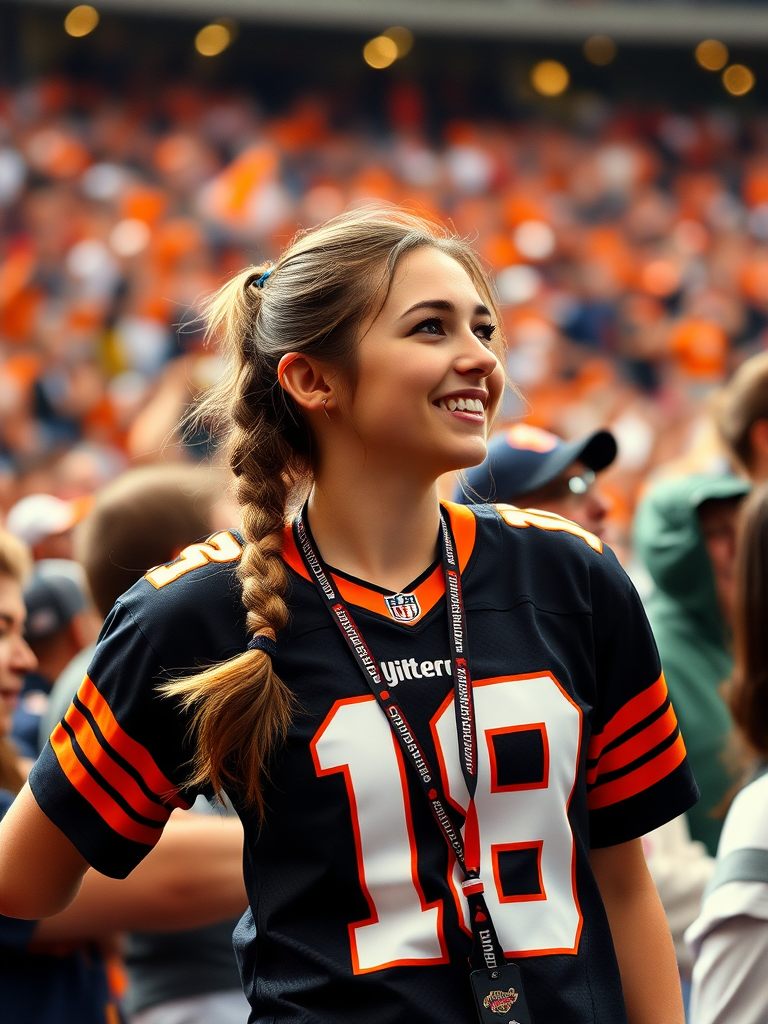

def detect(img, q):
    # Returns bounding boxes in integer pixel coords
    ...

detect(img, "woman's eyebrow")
[399,299,491,319]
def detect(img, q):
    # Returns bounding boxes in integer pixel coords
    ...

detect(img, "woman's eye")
[475,323,496,344]
[411,317,445,337]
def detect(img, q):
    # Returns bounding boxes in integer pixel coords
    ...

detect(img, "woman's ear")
[277,353,335,415]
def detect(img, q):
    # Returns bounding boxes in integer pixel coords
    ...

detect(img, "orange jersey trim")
[62,702,170,824]
[586,704,679,786]
[281,502,477,625]
[587,733,687,810]
[50,723,166,847]
[587,674,669,764]
[76,676,190,809]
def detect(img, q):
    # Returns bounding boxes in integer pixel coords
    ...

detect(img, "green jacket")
[634,473,749,855]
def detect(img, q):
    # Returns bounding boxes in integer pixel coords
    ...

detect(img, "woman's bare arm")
[591,838,685,1024]
[32,810,246,942]
[0,783,89,919]
[0,782,247,936]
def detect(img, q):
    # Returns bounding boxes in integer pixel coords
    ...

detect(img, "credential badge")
[482,988,518,1015]
[384,592,421,622]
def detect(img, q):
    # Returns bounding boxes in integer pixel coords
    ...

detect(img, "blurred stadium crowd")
[6,13,768,1014]
[1,73,767,548]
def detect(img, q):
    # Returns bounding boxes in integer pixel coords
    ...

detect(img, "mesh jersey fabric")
[29,501,698,1024]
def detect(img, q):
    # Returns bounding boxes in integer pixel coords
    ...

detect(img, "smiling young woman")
[0,208,697,1024]
[0,531,35,793]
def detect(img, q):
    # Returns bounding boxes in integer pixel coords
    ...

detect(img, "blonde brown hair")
[0,528,31,585]
[165,207,504,812]
[731,482,768,756]
[716,351,768,472]
[0,528,30,793]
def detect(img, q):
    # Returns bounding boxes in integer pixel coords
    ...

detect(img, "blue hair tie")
[253,266,274,289]
[247,634,277,658]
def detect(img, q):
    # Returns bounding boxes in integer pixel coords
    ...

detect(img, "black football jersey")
[30,501,698,1024]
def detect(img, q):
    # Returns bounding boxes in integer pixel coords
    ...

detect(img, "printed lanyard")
[293,505,507,972]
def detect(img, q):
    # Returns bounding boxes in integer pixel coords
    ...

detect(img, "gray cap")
[23,560,88,641]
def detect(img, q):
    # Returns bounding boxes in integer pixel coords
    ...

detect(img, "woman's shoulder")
[123,529,243,608]
[490,502,604,552]
[113,529,248,659]
[471,502,623,579]
[458,502,631,620]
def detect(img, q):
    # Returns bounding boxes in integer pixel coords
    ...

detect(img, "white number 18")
[310,673,583,974]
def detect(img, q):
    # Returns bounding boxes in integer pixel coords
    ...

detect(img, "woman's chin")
[436,443,489,477]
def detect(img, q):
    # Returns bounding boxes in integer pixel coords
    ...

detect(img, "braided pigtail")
[163,266,306,814]
[162,208,506,814]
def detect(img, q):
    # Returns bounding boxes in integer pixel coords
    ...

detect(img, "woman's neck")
[307,472,442,594]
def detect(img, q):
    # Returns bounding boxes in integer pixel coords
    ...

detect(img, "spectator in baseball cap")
[456,423,618,538]
[5,494,91,561]
[11,560,99,762]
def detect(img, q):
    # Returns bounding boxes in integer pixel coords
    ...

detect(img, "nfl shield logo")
[385,592,421,622]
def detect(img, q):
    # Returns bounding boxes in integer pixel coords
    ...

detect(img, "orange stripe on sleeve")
[50,723,167,847]
[586,705,679,786]
[587,733,687,810]
[64,703,169,824]
[76,677,190,810]
[588,674,669,764]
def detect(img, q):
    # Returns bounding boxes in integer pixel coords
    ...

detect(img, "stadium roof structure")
[32,0,768,45]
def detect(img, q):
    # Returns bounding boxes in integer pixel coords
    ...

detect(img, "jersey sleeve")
[586,554,699,848]
[28,597,203,879]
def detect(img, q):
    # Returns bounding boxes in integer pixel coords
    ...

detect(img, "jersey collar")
[281,500,477,627]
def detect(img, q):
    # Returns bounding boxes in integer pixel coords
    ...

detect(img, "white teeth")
[438,397,485,413]
[437,397,486,412]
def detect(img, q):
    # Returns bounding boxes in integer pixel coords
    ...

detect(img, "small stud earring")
[322,398,331,421]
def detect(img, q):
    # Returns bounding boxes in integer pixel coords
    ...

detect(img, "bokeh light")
[695,39,728,72]
[363,36,399,70]
[109,218,151,258]
[513,220,556,261]
[383,26,414,59]
[641,259,681,297]
[195,23,231,57]
[584,36,617,67]
[496,265,542,305]
[672,219,709,256]
[64,5,99,38]
[723,64,755,96]
[531,61,570,97]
